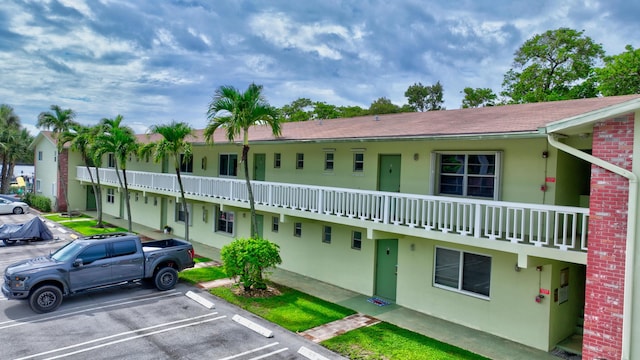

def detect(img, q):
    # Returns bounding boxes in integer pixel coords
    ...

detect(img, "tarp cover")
[0,217,53,240]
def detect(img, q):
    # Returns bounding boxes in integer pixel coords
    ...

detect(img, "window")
[38,151,43,161]
[293,222,302,237]
[434,247,491,298]
[219,154,238,176]
[106,188,115,203]
[274,153,281,168]
[175,202,192,224]
[135,192,139,202]
[434,152,500,199]
[353,153,364,172]
[272,216,279,232]
[296,153,304,169]
[324,152,334,171]
[216,209,234,235]
[351,231,362,250]
[112,240,137,257]
[36,179,41,192]
[322,226,332,244]
[180,153,193,173]
[77,244,108,265]
[107,153,116,168]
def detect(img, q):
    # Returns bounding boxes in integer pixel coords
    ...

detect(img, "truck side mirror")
[73,259,83,267]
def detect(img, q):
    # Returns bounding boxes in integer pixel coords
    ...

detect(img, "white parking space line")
[0,291,182,329]
[217,342,281,360]
[247,348,289,360]
[15,313,224,360]
[32,314,227,360]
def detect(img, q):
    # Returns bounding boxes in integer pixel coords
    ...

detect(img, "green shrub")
[221,237,282,291]
[23,192,52,212]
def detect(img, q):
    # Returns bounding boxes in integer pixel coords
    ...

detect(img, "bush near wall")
[23,193,52,212]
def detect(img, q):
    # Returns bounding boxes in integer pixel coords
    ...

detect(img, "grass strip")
[193,256,213,263]
[44,214,91,222]
[322,321,489,360]
[179,266,227,284]
[209,284,356,332]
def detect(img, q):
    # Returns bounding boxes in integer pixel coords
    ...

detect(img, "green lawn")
[322,321,490,360]
[44,213,91,222]
[210,284,356,332]
[179,266,227,284]
[44,215,128,236]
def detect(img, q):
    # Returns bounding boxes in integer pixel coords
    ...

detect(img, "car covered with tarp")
[0,217,54,245]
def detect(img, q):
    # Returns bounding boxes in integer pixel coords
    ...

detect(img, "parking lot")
[0,213,344,360]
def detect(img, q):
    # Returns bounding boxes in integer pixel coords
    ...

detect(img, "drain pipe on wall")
[547,134,637,360]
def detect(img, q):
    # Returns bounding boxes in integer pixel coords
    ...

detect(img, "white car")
[0,198,29,214]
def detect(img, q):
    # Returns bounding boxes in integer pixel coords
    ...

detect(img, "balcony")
[77,167,589,264]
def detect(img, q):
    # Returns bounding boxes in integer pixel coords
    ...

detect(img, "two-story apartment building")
[32,94,640,359]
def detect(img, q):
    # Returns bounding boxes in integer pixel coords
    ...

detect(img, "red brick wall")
[57,149,68,212]
[583,114,634,360]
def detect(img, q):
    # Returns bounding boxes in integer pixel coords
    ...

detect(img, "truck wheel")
[29,285,63,313]
[154,267,178,291]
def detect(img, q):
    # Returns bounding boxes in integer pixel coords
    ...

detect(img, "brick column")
[583,114,634,360]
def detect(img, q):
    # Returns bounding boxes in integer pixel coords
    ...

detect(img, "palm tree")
[36,105,78,213]
[59,123,105,227]
[204,84,281,238]
[0,105,22,193]
[94,115,138,232]
[140,121,194,241]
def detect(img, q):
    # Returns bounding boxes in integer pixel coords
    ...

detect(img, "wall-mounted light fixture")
[413,153,419,161]
[542,151,549,158]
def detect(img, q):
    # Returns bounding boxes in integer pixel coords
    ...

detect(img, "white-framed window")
[272,216,279,232]
[296,153,304,169]
[351,231,362,250]
[324,152,334,171]
[293,222,302,237]
[353,153,364,172]
[219,154,238,177]
[38,151,43,161]
[180,153,193,173]
[322,226,332,244]
[216,208,235,235]
[106,188,115,203]
[434,247,492,298]
[107,153,116,168]
[431,151,501,200]
[175,202,193,224]
[36,179,41,193]
[274,153,281,168]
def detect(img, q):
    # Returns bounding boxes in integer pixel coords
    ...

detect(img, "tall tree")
[94,115,138,232]
[596,45,640,96]
[280,97,313,122]
[0,105,21,193]
[204,83,281,238]
[501,28,605,103]
[36,105,78,213]
[405,81,445,111]
[313,101,341,119]
[140,121,194,241]
[461,87,497,108]
[59,124,105,227]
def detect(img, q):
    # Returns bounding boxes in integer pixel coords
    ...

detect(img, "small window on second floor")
[325,152,334,171]
[108,153,116,168]
[274,153,281,168]
[353,153,364,172]
[38,151,43,161]
[180,153,193,173]
[296,153,304,169]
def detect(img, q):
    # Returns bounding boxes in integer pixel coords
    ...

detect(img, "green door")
[254,214,264,238]
[378,155,401,192]
[376,239,398,301]
[86,186,96,211]
[253,153,266,181]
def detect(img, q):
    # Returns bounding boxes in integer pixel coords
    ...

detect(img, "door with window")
[378,155,401,192]
[253,153,266,181]
[69,244,114,291]
[375,239,398,301]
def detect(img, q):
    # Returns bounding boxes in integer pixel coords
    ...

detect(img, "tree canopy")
[461,87,497,108]
[596,45,640,96]
[405,81,445,111]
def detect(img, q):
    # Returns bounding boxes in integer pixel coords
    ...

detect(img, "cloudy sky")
[2,0,638,135]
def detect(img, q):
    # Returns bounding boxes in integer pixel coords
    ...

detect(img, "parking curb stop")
[232,314,273,338]
[185,290,215,309]
[297,346,330,360]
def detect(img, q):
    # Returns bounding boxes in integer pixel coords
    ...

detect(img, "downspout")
[547,134,637,360]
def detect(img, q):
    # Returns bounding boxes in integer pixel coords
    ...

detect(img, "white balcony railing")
[77,167,589,253]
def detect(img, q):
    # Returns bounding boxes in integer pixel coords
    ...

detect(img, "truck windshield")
[51,241,84,262]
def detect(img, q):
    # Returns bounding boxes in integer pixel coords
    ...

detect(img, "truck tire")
[29,285,63,313]
[154,267,178,291]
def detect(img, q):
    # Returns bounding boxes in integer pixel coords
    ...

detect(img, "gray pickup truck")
[2,232,195,313]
